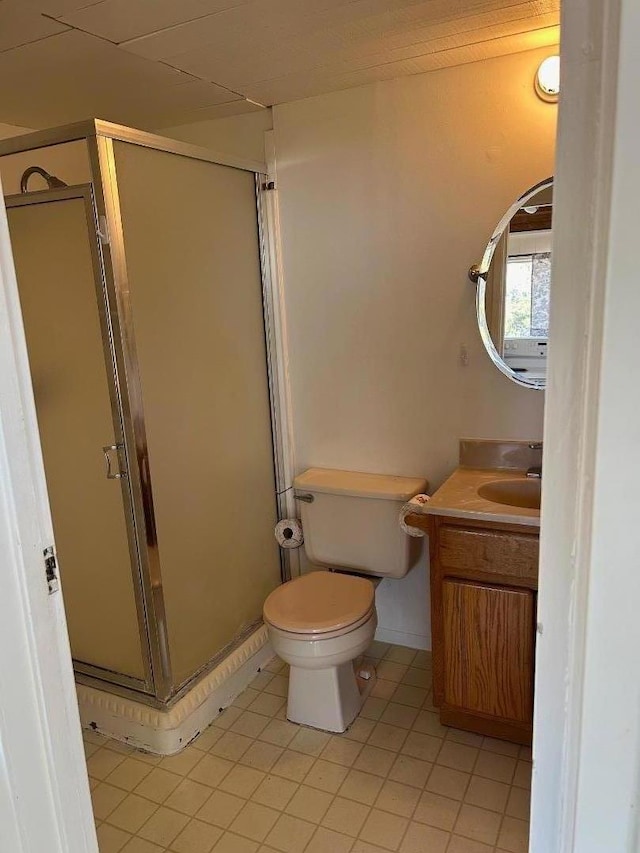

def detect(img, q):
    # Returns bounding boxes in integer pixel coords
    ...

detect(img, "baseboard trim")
[374,626,430,651]
[77,624,274,755]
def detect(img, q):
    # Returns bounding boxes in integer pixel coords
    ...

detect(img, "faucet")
[526,442,543,479]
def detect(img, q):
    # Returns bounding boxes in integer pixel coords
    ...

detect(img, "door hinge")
[44,546,59,594]
[261,180,276,191]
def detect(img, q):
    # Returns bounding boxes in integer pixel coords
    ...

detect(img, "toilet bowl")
[264,571,377,732]
[264,467,428,733]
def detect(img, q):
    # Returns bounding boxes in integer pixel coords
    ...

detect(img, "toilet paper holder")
[275,518,304,548]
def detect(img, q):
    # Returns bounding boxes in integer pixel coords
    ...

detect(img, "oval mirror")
[470,177,553,389]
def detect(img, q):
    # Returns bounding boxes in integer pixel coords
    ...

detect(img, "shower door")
[106,140,283,691]
[5,186,151,691]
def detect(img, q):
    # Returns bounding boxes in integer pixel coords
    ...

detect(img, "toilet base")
[287,660,374,733]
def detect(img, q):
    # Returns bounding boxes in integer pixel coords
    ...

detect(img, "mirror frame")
[471,176,553,390]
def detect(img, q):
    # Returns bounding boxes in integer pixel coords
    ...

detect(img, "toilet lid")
[263,571,375,635]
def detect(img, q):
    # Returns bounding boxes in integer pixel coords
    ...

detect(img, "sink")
[477,478,541,510]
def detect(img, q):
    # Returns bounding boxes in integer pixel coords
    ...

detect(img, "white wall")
[271,47,557,648]
[161,109,272,166]
[0,140,91,195]
[143,49,557,649]
[0,123,31,140]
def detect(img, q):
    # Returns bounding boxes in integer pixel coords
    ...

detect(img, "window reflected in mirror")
[481,179,552,388]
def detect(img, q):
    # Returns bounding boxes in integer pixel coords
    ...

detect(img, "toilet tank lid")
[293,468,428,501]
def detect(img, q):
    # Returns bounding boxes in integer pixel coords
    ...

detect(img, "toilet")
[263,468,427,732]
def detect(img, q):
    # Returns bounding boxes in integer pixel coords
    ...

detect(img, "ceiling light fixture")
[535,55,560,102]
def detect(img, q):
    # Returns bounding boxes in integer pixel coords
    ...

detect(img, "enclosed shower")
[0,121,286,708]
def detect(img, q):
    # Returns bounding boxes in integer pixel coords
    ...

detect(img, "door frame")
[1,0,638,846]
[532,0,640,850]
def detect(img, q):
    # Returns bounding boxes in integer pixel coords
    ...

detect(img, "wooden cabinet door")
[442,579,534,723]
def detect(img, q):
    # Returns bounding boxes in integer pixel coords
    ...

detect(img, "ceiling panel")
[153,97,265,129]
[0,0,70,53]
[242,24,559,106]
[119,0,557,62]
[57,0,254,44]
[0,29,238,128]
[118,0,388,61]
[137,82,242,127]
[159,3,559,92]
[0,0,560,128]
[24,0,104,15]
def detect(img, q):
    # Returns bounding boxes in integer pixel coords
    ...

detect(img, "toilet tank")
[293,468,428,579]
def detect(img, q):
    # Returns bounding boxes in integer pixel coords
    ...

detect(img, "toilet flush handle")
[294,493,314,503]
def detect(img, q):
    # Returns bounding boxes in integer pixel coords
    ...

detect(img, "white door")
[0,178,97,850]
[532,0,640,851]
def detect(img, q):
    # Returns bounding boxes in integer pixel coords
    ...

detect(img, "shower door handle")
[102,444,127,480]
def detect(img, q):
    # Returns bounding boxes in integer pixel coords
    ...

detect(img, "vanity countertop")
[423,467,541,528]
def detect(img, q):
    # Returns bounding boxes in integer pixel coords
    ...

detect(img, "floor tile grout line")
[93,743,505,831]
[88,644,529,853]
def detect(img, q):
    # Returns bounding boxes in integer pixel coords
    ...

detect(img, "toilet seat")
[266,607,375,641]
[263,571,374,636]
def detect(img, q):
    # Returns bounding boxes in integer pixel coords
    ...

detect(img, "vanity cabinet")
[411,513,539,744]
[442,580,534,725]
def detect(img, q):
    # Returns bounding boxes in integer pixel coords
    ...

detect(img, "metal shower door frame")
[255,175,295,584]
[1,120,292,706]
[88,135,174,703]
[4,183,156,697]
[89,127,289,703]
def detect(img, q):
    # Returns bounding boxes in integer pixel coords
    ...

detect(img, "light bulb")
[535,55,560,102]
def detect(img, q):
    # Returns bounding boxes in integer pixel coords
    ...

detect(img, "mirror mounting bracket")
[468,264,482,283]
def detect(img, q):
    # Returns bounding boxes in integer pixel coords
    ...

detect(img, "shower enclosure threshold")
[76,624,273,755]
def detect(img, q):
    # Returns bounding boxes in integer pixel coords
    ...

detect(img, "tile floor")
[86,643,531,853]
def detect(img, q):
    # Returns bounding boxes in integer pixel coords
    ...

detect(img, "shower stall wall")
[0,121,287,707]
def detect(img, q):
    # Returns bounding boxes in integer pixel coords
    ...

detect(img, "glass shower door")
[110,141,282,690]
[6,187,149,687]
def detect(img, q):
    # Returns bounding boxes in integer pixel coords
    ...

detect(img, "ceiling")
[0,0,560,129]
